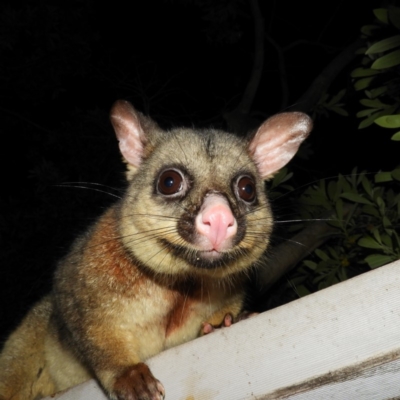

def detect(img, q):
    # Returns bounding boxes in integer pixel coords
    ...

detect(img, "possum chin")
[201,249,223,259]
[190,249,237,269]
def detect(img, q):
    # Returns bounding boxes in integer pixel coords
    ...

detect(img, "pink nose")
[195,195,237,250]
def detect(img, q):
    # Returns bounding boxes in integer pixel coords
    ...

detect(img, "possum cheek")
[113,363,165,400]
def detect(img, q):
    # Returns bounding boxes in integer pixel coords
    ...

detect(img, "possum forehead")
[149,129,255,179]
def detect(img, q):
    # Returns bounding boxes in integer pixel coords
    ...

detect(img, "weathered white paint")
[47,259,400,400]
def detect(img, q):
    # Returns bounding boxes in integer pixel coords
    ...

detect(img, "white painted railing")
[48,259,400,400]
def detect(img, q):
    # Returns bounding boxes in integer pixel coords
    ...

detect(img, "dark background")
[0,0,395,341]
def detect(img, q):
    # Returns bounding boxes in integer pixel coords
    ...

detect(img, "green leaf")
[393,231,400,249]
[337,174,351,193]
[374,114,400,128]
[383,216,392,229]
[356,108,379,118]
[361,177,372,196]
[372,228,383,244]
[303,260,317,270]
[340,192,373,205]
[365,254,394,268]
[362,205,380,218]
[354,77,375,91]
[391,131,400,140]
[328,219,342,229]
[328,247,339,259]
[335,199,344,225]
[375,171,393,183]
[358,115,377,129]
[366,86,388,98]
[360,98,390,108]
[371,49,400,69]
[271,167,293,188]
[294,284,311,297]
[374,8,389,24]
[351,68,381,77]
[327,181,337,201]
[320,93,329,104]
[358,236,382,249]
[366,35,400,55]
[358,107,396,129]
[300,195,330,208]
[315,249,330,261]
[328,106,349,117]
[388,7,400,30]
[391,168,400,181]
[382,232,393,246]
[338,267,348,282]
[357,47,369,55]
[376,196,385,211]
[361,24,380,36]
[326,89,346,106]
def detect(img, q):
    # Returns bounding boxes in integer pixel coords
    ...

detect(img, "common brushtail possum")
[0,100,312,400]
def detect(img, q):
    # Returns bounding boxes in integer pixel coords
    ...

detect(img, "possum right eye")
[235,175,256,203]
[157,169,186,196]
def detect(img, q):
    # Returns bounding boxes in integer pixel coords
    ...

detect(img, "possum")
[0,100,312,400]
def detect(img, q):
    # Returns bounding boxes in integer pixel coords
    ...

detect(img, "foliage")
[286,167,400,296]
[352,6,400,139]
[312,89,349,119]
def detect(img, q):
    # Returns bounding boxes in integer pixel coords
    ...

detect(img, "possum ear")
[249,112,312,178]
[110,100,156,168]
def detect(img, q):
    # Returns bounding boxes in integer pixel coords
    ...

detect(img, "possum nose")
[196,194,237,250]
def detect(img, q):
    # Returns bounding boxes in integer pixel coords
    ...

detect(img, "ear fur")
[110,100,148,168]
[249,112,312,178]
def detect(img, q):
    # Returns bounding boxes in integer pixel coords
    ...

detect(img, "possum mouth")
[160,239,248,269]
[190,250,236,269]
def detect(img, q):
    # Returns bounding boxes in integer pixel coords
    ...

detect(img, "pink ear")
[110,100,146,168]
[249,112,312,178]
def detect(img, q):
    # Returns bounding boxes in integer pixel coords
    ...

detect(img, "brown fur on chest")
[58,206,241,337]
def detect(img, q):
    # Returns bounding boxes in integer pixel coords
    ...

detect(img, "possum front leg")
[59,311,166,400]
[95,357,165,400]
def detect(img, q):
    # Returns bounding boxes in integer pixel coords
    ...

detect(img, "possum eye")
[157,169,185,196]
[236,176,256,203]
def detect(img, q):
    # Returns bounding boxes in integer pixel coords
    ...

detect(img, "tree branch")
[289,37,365,113]
[265,33,289,110]
[256,204,354,292]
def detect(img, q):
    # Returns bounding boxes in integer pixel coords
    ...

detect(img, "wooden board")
[48,259,400,400]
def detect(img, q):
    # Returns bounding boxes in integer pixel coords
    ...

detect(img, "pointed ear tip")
[110,100,134,118]
[294,112,313,133]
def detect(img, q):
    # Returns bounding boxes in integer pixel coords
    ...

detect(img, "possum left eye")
[157,169,185,196]
[236,176,256,203]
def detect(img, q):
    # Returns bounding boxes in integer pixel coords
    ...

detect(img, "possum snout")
[195,194,237,252]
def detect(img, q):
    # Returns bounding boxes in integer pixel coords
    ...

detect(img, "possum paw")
[202,312,233,334]
[202,311,259,335]
[113,363,165,400]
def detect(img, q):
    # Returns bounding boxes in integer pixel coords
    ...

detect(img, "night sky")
[0,0,395,340]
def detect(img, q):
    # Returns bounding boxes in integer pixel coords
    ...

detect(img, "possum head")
[110,100,312,279]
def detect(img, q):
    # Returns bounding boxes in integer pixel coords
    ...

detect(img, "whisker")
[56,182,124,199]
